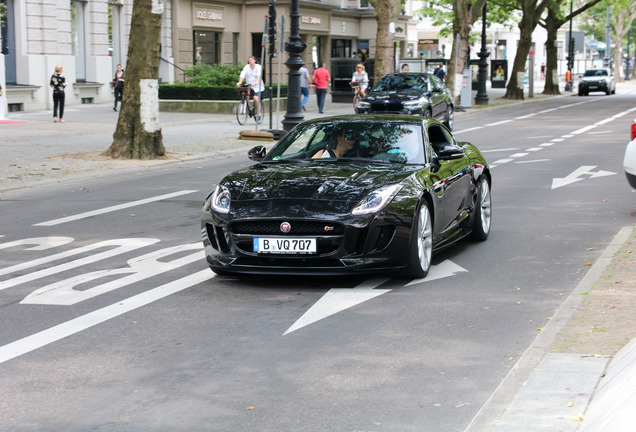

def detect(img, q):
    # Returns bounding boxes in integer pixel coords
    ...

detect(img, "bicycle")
[236,85,265,126]
[351,81,364,114]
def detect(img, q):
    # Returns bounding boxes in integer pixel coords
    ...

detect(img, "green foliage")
[159,83,288,100]
[184,64,243,86]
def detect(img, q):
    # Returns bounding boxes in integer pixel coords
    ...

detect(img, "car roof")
[299,114,427,127]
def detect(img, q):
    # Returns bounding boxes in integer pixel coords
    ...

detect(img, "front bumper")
[201,211,413,275]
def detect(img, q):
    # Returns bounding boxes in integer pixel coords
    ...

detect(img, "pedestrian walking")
[433,62,446,82]
[50,65,66,123]
[540,63,546,80]
[236,56,264,122]
[299,63,311,111]
[312,62,330,114]
[112,64,125,112]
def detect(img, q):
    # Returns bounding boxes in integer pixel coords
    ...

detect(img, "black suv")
[356,73,454,130]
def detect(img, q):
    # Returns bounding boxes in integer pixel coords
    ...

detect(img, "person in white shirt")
[236,56,265,121]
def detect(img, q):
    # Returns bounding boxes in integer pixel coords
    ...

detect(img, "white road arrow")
[284,259,468,335]
[551,165,616,189]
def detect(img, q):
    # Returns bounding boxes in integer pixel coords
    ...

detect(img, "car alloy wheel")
[403,202,433,278]
[445,105,454,131]
[471,177,491,241]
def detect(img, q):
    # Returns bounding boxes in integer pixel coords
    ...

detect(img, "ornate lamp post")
[475,2,489,105]
[282,0,306,132]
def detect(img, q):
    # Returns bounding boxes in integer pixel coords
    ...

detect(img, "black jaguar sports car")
[201,115,491,278]
[356,73,454,130]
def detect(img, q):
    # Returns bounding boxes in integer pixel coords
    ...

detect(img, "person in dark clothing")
[433,62,446,82]
[113,64,125,112]
[50,65,67,123]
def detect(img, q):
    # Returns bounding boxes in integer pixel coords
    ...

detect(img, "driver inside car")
[313,131,357,158]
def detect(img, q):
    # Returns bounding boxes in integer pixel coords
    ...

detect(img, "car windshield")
[263,121,425,164]
[372,74,429,92]
[584,69,608,77]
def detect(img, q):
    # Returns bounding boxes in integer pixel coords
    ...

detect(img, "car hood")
[223,161,420,203]
[365,89,425,101]
[581,75,609,82]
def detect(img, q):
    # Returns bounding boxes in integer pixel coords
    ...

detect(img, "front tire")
[235,100,248,125]
[470,177,492,241]
[402,202,433,279]
[444,105,454,130]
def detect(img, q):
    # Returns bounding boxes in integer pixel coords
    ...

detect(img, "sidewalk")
[1,80,635,431]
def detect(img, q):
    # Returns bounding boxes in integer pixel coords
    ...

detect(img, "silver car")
[578,68,616,96]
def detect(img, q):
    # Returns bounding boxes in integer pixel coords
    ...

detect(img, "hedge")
[159,84,289,100]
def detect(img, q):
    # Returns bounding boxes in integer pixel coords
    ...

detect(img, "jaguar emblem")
[280,222,291,233]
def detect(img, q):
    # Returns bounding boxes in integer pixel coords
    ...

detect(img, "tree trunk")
[542,3,562,95]
[373,0,395,83]
[105,0,165,159]
[448,0,473,104]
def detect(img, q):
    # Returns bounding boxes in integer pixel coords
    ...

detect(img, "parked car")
[578,68,616,96]
[625,118,636,188]
[201,115,491,278]
[356,73,454,130]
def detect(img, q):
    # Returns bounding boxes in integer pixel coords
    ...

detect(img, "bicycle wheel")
[254,99,265,124]
[353,92,360,113]
[235,99,248,125]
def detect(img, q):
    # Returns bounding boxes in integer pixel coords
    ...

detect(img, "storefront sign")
[193,4,224,27]
[301,15,321,25]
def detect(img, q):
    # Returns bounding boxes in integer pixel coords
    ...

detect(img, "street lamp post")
[282,0,306,132]
[475,3,489,105]
[566,0,574,91]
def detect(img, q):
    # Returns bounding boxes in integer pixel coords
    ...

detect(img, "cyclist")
[236,56,265,121]
[350,63,369,98]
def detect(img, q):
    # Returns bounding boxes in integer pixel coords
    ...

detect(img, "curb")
[464,226,635,432]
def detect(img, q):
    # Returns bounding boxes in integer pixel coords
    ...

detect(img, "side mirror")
[248,145,267,161]
[436,146,465,161]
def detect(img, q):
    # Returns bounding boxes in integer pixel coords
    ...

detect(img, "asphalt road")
[1,90,635,431]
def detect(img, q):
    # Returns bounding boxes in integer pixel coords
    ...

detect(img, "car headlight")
[403,97,427,108]
[209,185,231,214]
[352,184,403,215]
[357,101,370,109]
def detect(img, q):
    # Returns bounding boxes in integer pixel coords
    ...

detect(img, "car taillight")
[631,120,636,141]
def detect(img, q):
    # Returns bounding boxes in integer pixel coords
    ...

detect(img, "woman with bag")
[112,64,125,112]
[50,65,67,123]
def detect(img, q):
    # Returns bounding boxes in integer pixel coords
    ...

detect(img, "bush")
[184,64,243,86]
[159,83,289,100]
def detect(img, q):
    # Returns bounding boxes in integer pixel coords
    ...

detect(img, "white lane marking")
[540,143,554,147]
[285,260,468,335]
[588,130,612,135]
[0,237,74,251]
[0,238,159,290]
[22,244,204,305]
[405,259,468,286]
[0,270,214,364]
[561,135,574,138]
[510,153,529,158]
[571,125,596,135]
[551,166,616,189]
[526,148,543,152]
[493,159,513,165]
[551,138,565,142]
[515,159,550,164]
[485,119,514,126]
[515,114,536,120]
[481,148,520,153]
[284,277,390,335]
[595,117,615,126]
[453,126,484,135]
[33,190,199,226]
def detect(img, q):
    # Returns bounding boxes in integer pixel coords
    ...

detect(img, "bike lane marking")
[0,269,214,364]
[33,190,199,227]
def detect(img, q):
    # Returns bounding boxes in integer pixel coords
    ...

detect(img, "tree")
[369,0,402,82]
[580,0,636,81]
[540,0,602,95]
[494,0,552,100]
[105,0,165,159]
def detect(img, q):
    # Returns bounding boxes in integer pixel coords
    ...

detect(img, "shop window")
[1,0,16,83]
[71,1,87,82]
[109,4,123,70]
[251,33,264,62]
[194,31,220,65]
[332,39,352,59]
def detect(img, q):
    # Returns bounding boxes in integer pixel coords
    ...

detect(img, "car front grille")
[370,100,405,112]
[230,220,344,236]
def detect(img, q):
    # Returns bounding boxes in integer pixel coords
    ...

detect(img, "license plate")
[254,238,317,254]
[588,86,597,89]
